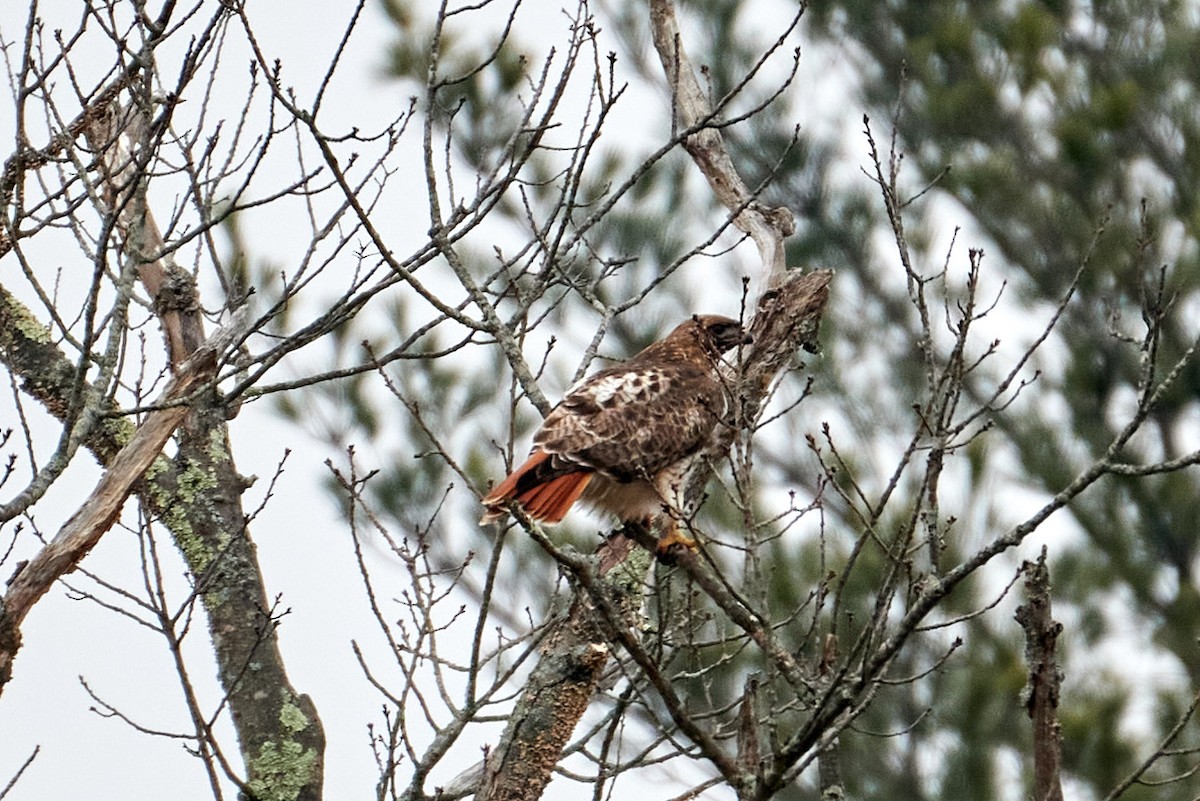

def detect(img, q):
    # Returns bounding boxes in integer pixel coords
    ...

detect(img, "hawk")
[480,314,751,548]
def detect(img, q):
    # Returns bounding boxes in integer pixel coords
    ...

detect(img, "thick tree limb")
[89,86,324,799]
[667,269,832,691]
[0,334,219,691]
[1016,548,1065,801]
[1,280,324,801]
[817,635,845,801]
[0,284,131,463]
[476,534,652,801]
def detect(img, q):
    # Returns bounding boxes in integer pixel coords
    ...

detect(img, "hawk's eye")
[707,321,746,350]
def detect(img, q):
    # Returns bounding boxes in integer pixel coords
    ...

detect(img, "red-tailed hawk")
[480,315,751,548]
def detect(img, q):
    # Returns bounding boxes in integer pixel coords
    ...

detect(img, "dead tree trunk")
[1016,547,1065,801]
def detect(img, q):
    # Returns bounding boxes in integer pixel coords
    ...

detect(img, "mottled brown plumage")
[480,315,751,528]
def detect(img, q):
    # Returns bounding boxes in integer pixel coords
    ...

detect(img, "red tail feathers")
[480,449,592,524]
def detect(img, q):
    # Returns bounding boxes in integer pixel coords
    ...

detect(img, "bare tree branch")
[648,0,798,283]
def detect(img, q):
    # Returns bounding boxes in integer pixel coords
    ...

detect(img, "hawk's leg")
[654,517,697,555]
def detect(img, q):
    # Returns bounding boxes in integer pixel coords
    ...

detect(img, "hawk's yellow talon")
[655,523,697,555]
